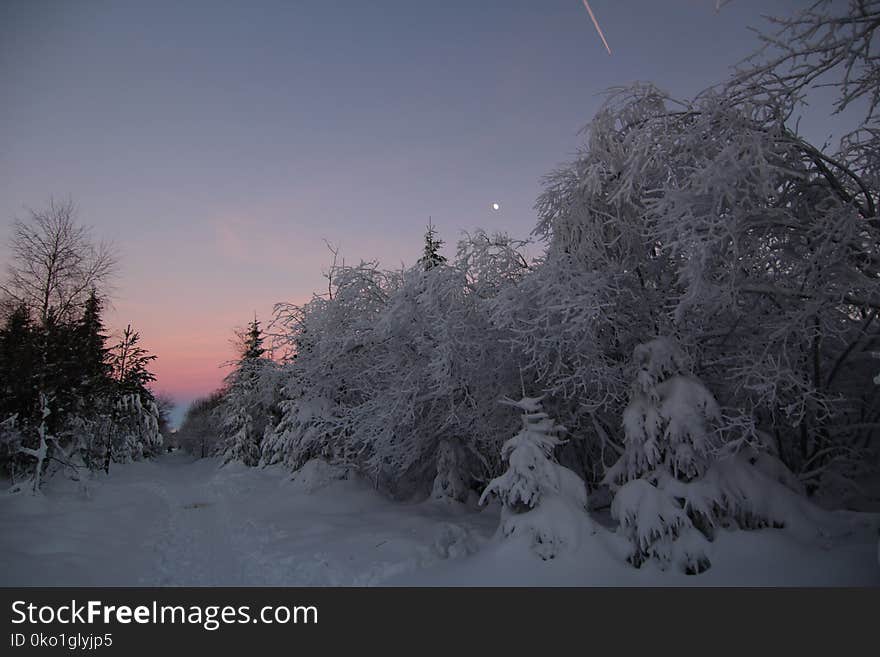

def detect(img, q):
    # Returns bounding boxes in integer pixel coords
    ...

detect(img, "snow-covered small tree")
[418,221,447,271]
[605,338,721,574]
[480,396,589,560]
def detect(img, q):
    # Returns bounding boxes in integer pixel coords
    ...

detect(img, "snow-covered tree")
[480,396,589,560]
[110,324,157,396]
[604,337,827,573]
[0,203,162,488]
[532,79,880,501]
[104,324,162,471]
[605,338,721,573]
[725,0,880,497]
[263,260,396,472]
[265,234,525,498]
[729,0,879,128]
[219,317,278,466]
[491,256,634,488]
[418,221,447,271]
[109,393,162,462]
[611,339,721,483]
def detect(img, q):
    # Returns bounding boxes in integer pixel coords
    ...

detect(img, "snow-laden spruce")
[480,396,589,560]
[604,338,720,573]
[605,337,847,573]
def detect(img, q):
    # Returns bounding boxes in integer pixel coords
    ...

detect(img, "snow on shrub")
[289,458,354,494]
[480,396,589,560]
[431,522,480,559]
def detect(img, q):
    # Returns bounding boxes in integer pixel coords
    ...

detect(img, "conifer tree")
[104,324,161,471]
[75,291,113,412]
[220,317,275,466]
[0,305,37,477]
[480,396,589,560]
[419,220,447,271]
[110,324,157,396]
[243,316,266,361]
[38,309,80,435]
[605,338,721,574]
[0,304,37,425]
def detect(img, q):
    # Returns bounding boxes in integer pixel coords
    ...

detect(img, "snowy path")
[0,452,493,586]
[0,452,878,586]
[135,469,250,586]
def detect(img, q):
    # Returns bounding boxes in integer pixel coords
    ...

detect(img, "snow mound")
[289,459,353,493]
[498,494,592,561]
[431,522,482,559]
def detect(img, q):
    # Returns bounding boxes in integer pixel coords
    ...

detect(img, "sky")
[0,0,843,426]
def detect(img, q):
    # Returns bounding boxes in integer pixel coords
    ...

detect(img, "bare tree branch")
[1,199,117,324]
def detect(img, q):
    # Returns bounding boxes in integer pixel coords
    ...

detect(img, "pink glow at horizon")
[96,201,487,405]
[102,210,335,401]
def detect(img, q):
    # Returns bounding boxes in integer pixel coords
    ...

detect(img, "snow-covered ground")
[1,452,878,586]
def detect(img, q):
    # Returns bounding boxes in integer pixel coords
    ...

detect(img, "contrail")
[581,0,612,55]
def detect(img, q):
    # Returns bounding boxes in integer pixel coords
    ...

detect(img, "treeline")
[176,390,225,458]
[0,200,164,492]
[183,1,880,572]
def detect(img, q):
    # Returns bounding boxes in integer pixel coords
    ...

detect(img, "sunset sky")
[0,0,838,425]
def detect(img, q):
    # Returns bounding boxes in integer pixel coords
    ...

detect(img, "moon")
[491,202,500,211]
